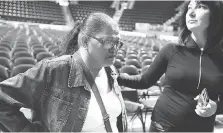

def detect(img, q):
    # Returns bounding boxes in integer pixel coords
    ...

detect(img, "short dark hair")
[179,1,223,46]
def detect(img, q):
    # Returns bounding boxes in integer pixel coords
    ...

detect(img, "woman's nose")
[189,10,196,18]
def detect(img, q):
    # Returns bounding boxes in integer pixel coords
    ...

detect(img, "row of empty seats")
[0,26,63,81]
[0,1,66,25]
[119,1,182,31]
[69,4,115,22]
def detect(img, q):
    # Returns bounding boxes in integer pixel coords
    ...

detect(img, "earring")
[83,43,87,49]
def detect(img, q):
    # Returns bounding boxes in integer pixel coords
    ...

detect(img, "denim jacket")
[0,54,128,132]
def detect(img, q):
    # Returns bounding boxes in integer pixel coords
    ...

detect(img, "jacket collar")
[185,35,223,55]
[68,52,90,89]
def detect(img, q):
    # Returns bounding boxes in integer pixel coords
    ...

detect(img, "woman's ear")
[83,43,88,49]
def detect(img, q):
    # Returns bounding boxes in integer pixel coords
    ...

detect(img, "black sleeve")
[117,43,175,89]
[216,93,223,114]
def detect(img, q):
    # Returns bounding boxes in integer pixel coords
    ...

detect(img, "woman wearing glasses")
[0,12,127,132]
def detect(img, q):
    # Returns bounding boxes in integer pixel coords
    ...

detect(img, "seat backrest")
[125,59,141,68]
[12,48,29,56]
[14,57,36,66]
[48,45,58,51]
[11,64,34,77]
[0,65,9,81]
[113,59,123,69]
[0,46,10,51]
[115,54,125,62]
[126,54,138,60]
[31,45,44,50]
[36,52,53,62]
[0,43,11,51]
[13,52,33,62]
[0,57,11,69]
[140,54,152,62]
[142,59,152,66]
[120,65,139,75]
[33,48,47,58]
[0,51,10,59]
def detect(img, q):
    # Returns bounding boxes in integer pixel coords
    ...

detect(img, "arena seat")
[114,59,123,70]
[0,57,11,69]
[11,64,34,77]
[126,59,141,69]
[33,48,47,58]
[120,65,139,75]
[36,52,53,62]
[0,51,10,59]
[115,54,125,62]
[12,48,29,56]
[13,57,36,66]
[140,54,152,63]
[142,59,152,67]
[12,52,33,62]
[0,65,9,82]
[127,54,138,60]
[0,43,12,51]
[0,46,10,51]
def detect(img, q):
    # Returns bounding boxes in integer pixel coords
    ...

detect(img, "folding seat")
[117,50,126,56]
[0,46,10,51]
[0,57,11,69]
[15,43,28,48]
[0,43,11,51]
[115,54,125,62]
[127,49,138,55]
[11,64,34,77]
[13,52,33,62]
[33,48,47,58]
[113,59,123,70]
[0,51,10,59]
[36,52,53,62]
[140,54,152,63]
[12,48,29,56]
[139,50,149,57]
[44,42,55,48]
[125,59,141,69]
[126,54,138,60]
[142,59,152,67]
[31,45,45,51]
[48,45,58,52]
[0,65,9,82]
[13,57,36,66]
[120,65,139,75]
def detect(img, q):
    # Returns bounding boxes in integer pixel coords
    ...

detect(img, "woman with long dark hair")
[118,0,223,132]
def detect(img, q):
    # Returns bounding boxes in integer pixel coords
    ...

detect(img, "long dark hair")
[179,1,223,46]
[59,21,82,55]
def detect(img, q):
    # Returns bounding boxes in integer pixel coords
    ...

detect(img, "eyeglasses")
[84,33,123,50]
